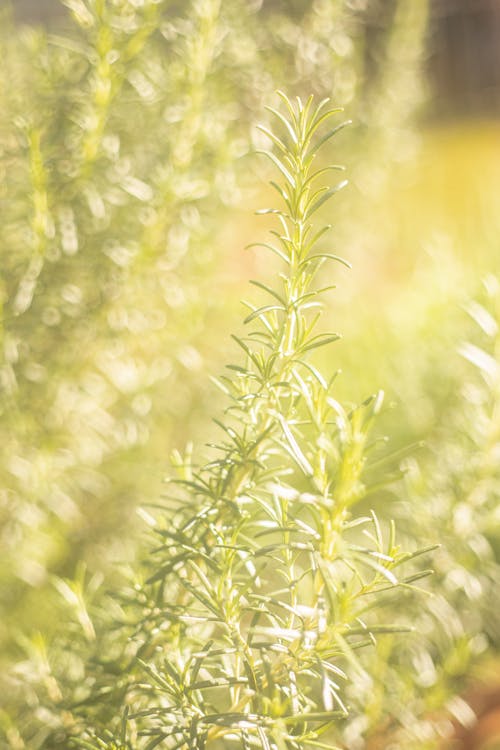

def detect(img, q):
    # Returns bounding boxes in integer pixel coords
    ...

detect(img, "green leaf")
[304,181,348,220]
[266,102,299,144]
[299,253,351,271]
[244,304,285,325]
[274,413,314,475]
[308,120,352,157]
[258,150,296,188]
[246,241,289,264]
[299,333,341,354]
[256,124,288,155]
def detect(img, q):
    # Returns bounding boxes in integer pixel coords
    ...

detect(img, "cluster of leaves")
[0,0,430,650]
[0,0,256,738]
[0,0,244,650]
[7,94,431,750]
[0,1,432,741]
[388,279,500,749]
[320,278,500,750]
[107,94,428,750]
[6,4,500,750]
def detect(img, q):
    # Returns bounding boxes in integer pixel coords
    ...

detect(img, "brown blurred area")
[429,0,500,117]
[451,684,500,750]
[6,0,65,25]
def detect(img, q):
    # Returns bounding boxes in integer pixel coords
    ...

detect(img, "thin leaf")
[256,124,288,155]
[300,253,351,270]
[266,102,299,143]
[246,241,289,264]
[304,181,348,220]
[274,413,314,475]
[244,304,285,325]
[249,279,287,305]
[308,120,352,157]
[300,334,341,354]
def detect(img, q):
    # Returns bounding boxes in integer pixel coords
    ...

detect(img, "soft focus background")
[1,1,499,748]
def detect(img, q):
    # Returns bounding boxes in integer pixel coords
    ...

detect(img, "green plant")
[0,0,249,666]
[0,0,431,682]
[0,2,436,745]
[372,277,500,750]
[45,92,430,750]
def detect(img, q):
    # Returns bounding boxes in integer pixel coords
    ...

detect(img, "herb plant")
[377,279,500,750]
[0,0,431,710]
[60,92,429,750]
[4,2,500,749]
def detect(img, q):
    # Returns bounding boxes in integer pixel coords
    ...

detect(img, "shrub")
[0,0,430,667]
[6,92,433,750]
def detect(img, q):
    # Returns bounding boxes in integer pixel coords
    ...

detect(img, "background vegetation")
[1,1,499,748]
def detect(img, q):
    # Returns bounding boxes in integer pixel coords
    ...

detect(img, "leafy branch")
[72,93,428,750]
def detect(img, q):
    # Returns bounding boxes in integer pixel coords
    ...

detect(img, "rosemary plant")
[0,3,433,744]
[68,93,428,750]
[368,278,500,750]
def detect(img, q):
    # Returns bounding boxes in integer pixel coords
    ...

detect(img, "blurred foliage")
[53,92,431,750]
[1,0,500,748]
[331,277,500,750]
